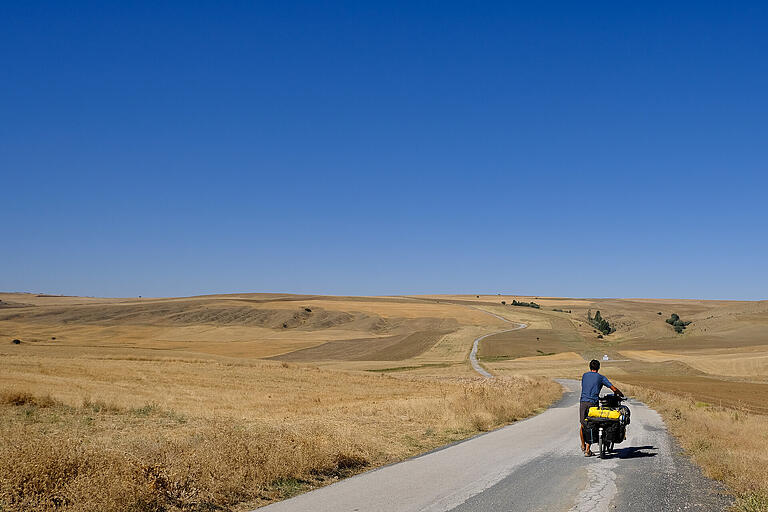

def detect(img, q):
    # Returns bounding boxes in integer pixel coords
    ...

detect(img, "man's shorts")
[580,401,597,426]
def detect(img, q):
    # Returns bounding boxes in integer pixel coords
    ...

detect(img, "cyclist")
[580,359,623,456]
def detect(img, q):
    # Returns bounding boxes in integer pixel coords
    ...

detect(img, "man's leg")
[579,401,590,453]
[581,425,593,455]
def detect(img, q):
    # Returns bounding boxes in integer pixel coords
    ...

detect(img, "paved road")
[258,380,731,512]
[469,309,527,377]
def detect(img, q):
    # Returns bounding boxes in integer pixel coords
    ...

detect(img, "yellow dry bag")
[587,407,621,420]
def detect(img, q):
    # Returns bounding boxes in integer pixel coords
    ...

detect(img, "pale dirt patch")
[620,349,679,362]
[486,360,590,379]
[621,347,768,378]
[413,325,491,362]
[515,351,584,362]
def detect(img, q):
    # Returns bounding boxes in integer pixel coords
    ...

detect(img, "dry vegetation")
[622,384,768,512]
[0,355,559,511]
[4,292,768,510]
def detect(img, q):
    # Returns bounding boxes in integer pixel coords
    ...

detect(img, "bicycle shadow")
[613,445,658,459]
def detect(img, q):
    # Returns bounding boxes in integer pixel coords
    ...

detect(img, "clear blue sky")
[2,2,766,299]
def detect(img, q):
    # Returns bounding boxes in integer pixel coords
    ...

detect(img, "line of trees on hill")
[587,310,615,335]
[666,313,692,334]
[509,299,541,309]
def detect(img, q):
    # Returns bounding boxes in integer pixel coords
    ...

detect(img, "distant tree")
[588,310,614,335]
[511,299,539,309]
[666,313,690,333]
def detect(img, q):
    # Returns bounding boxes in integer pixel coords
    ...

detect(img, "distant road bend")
[259,312,730,512]
[469,307,527,378]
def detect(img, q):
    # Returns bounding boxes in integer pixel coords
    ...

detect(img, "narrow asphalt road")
[258,380,731,512]
[469,308,527,377]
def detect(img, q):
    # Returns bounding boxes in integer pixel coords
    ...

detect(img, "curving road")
[468,308,527,378]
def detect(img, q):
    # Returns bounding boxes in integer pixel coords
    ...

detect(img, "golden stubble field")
[2,291,768,510]
[0,293,557,511]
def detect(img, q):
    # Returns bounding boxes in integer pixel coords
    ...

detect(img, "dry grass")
[0,357,560,511]
[622,383,768,512]
[6,291,767,509]
[0,292,562,509]
[621,348,768,380]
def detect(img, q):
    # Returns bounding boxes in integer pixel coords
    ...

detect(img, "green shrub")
[587,310,615,335]
[667,313,691,333]
[510,300,540,309]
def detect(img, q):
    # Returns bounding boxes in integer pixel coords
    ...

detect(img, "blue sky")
[2,2,766,299]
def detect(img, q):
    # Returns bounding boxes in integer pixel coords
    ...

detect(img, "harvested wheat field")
[0,292,559,511]
[3,292,768,510]
[0,359,558,511]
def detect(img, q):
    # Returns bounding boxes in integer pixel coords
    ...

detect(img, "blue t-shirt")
[580,371,612,403]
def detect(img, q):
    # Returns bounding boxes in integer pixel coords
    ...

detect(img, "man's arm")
[602,375,624,397]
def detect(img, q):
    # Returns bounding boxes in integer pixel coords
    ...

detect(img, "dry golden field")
[0,293,558,511]
[0,361,558,511]
[2,291,768,510]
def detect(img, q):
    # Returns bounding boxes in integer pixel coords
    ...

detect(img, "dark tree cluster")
[666,313,692,334]
[587,310,615,335]
[510,299,540,309]
[552,308,571,313]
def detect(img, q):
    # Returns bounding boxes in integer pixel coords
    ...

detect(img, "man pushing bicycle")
[580,359,623,456]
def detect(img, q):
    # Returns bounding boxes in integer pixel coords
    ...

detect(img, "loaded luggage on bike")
[584,394,630,458]
[579,359,625,457]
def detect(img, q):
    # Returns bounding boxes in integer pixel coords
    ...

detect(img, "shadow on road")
[613,445,657,459]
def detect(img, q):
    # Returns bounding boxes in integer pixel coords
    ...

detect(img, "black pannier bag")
[606,423,626,443]
[583,423,599,444]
